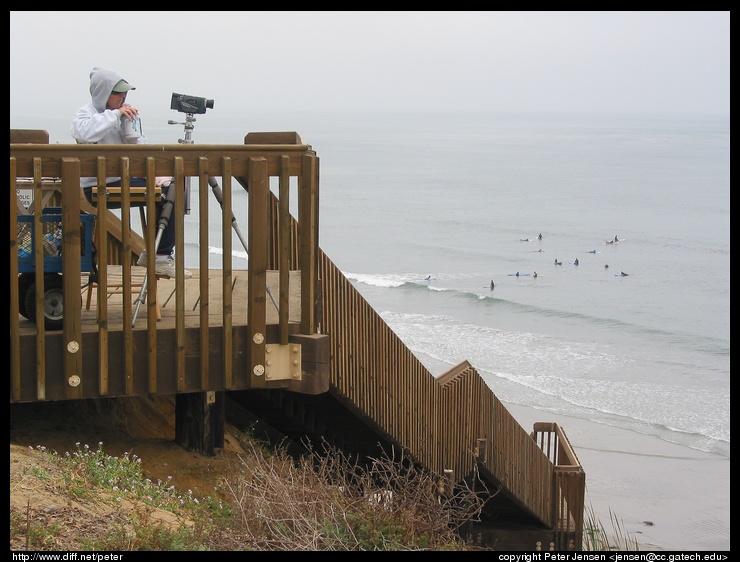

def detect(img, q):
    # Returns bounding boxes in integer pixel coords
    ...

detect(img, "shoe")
[137,251,192,279]
[155,255,193,279]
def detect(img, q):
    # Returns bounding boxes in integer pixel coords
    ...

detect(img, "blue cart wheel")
[17,273,35,320]
[24,273,65,330]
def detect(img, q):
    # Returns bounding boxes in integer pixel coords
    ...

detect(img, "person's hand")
[119,104,139,119]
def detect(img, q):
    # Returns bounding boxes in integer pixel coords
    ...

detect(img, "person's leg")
[112,178,191,279]
[154,181,175,257]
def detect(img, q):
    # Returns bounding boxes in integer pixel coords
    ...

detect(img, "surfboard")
[508,273,531,276]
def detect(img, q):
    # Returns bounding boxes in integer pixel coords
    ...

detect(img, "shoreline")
[504,402,730,551]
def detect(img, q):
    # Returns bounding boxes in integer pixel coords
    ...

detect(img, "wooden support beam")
[175,391,225,456]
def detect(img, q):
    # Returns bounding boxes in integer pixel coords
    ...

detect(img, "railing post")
[61,158,83,399]
[248,157,268,387]
[10,158,21,401]
[299,153,318,334]
[278,155,291,344]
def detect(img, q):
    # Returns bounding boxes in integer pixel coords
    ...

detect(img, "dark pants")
[83,178,176,256]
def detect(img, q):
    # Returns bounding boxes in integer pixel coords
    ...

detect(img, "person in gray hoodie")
[71,67,190,279]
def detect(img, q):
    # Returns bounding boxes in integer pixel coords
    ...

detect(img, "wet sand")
[506,403,730,552]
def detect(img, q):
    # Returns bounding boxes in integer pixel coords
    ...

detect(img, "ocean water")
[293,111,730,455]
[15,110,730,550]
[255,110,729,551]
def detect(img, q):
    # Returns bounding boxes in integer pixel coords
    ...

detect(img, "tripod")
[131,112,279,326]
[168,112,196,214]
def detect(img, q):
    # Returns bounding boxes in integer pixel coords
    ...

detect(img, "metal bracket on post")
[264,344,302,381]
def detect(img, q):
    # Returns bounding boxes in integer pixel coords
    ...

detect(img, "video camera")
[170,92,214,115]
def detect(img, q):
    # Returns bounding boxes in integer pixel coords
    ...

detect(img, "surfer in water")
[574,258,579,266]
[614,235,619,242]
[554,259,562,265]
[533,272,538,278]
[425,275,431,281]
[620,271,629,276]
[515,271,520,277]
[605,264,609,269]
[490,280,495,290]
[538,233,543,240]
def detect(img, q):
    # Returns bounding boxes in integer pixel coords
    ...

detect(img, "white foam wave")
[378,309,729,451]
[208,246,248,261]
[344,272,406,288]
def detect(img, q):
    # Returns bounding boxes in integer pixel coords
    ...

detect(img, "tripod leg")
[207,176,279,313]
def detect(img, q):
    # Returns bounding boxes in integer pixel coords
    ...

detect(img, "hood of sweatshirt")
[88,67,133,112]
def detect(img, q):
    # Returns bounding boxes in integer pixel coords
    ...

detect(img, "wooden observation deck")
[10,129,585,550]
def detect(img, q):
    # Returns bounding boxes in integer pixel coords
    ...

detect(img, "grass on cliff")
[11,432,638,551]
[11,435,484,551]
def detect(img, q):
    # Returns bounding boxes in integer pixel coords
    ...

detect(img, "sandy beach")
[506,403,730,552]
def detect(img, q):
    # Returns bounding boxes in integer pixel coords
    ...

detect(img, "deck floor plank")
[18,269,301,335]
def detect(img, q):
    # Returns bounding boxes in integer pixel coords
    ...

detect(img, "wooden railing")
[533,422,586,550]
[319,251,586,544]
[10,134,321,401]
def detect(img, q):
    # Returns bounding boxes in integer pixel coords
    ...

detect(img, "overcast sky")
[11,11,729,127]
